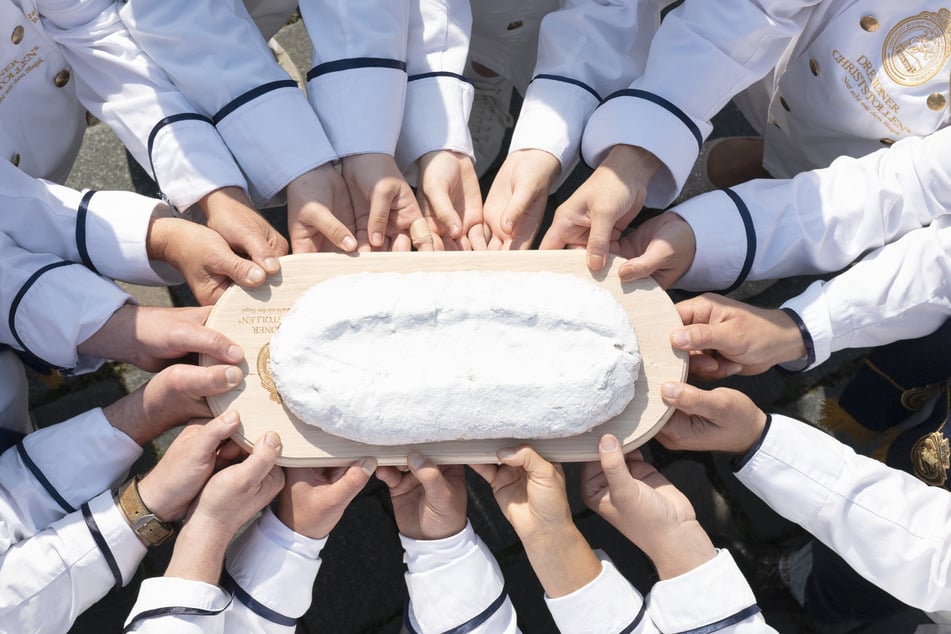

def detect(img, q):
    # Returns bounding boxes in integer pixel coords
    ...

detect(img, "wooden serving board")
[200,251,687,466]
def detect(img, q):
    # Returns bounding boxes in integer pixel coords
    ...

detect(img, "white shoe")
[467,76,514,179]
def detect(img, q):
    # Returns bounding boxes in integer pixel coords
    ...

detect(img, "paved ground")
[46,19,933,634]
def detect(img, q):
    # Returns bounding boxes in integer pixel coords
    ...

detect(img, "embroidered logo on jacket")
[883,9,951,86]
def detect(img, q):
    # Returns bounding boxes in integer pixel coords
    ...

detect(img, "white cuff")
[545,554,645,634]
[308,66,406,158]
[125,577,231,632]
[397,75,473,171]
[675,190,750,292]
[780,281,833,370]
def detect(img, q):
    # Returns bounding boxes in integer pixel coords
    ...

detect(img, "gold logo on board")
[257,342,283,405]
[883,9,951,86]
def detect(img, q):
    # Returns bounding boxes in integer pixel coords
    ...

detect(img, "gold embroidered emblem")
[882,9,951,86]
[256,342,283,405]
[911,430,950,486]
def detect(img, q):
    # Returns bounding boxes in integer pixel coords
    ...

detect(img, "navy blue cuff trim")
[8,261,74,372]
[404,583,509,634]
[408,70,472,85]
[82,501,123,591]
[213,80,298,124]
[732,414,772,473]
[123,600,232,633]
[307,57,407,81]
[602,89,702,151]
[146,113,214,188]
[780,307,816,369]
[532,73,601,102]
[675,604,762,633]
[619,600,647,633]
[221,571,297,627]
[16,441,75,513]
[719,188,756,295]
[75,190,99,274]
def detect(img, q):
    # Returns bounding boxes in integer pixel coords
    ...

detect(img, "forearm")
[521,525,602,598]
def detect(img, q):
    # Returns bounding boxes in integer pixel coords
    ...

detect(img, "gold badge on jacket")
[883,9,951,86]
[911,428,950,486]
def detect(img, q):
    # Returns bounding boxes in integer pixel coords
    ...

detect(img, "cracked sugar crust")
[270,271,641,445]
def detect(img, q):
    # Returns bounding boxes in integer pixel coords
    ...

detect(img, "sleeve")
[0,408,141,551]
[544,553,649,633]
[581,0,821,207]
[646,550,774,633]
[34,0,247,210]
[124,578,231,634]
[395,0,474,172]
[0,490,147,634]
[736,414,951,614]
[674,128,951,292]
[509,0,660,182]
[221,508,326,632]
[0,161,181,286]
[400,522,517,633]
[299,0,409,159]
[118,0,336,204]
[780,217,951,369]
[0,232,130,373]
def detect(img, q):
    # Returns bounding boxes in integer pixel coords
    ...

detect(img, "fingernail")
[619,266,634,282]
[360,457,377,476]
[599,435,619,451]
[372,232,383,245]
[662,382,683,398]
[671,330,689,347]
[247,267,266,284]
[588,253,604,270]
[343,236,357,251]
[222,410,239,425]
[502,219,513,233]
[725,363,744,376]
[225,366,244,385]
[407,452,425,471]
[450,224,461,237]
[227,345,244,362]
[264,257,280,272]
[497,447,516,461]
[264,431,281,448]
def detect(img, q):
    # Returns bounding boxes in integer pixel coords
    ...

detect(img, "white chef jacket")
[508,0,663,183]
[3,0,246,210]
[736,414,951,623]
[670,129,951,369]
[582,1,951,208]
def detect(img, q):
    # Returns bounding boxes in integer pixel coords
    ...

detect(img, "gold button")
[53,69,70,88]
[11,25,23,45]
[780,96,791,111]
[11,153,20,167]
[880,137,895,146]
[809,58,820,76]
[928,92,947,111]
[860,16,879,32]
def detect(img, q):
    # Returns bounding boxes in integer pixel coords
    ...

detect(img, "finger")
[468,462,499,485]
[618,240,672,284]
[332,459,376,499]
[407,452,451,499]
[149,363,243,418]
[660,382,752,428]
[467,222,489,252]
[597,435,635,491]
[203,239,268,289]
[538,219,569,251]
[236,223,285,275]
[375,465,405,488]
[299,204,358,253]
[500,185,540,236]
[670,323,736,356]
[163,320,244,364]
[497,445,557,481]
[587,206,612,272]
[409,217,435,252]
[367,186,393,247]
[688,352,744,380]
[424,185,463,239]
[240,431,283,483]
[192,410,242,455]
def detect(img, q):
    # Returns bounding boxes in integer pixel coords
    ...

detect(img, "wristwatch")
[116,476,176,546]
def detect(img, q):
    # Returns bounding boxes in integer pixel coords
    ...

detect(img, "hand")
[376,453,467,540]
[197,186,287,276]
[581,435,716,579]
[137,411,242,524]
[655,382,769,455]
[540,144,661,271]
[482,149,560,250]
[102,362,243,445]
[673,293,807,379]
[148,213,275,305]
[286,164,360,254]
[276,459,376,539]
[417,150,486,251]
[615,212,696,287]
[78,304,244,372]
[341,153,432,252]
[471,446,601,598]
[164,431,285,584]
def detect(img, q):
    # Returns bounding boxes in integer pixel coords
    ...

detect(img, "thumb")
[500,184,540,235]
[618,240,674,285]
[192,410,242,451]
[206,242,267,288]
[586,208,613,272]
[597,435,635,492]
[497,445,558,483]
[424,185,463,238]
[240,431,283,482]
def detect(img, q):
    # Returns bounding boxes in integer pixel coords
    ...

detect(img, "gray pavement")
[43,18,931,634]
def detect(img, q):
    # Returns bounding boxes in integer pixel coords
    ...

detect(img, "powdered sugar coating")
[269,271,640,444]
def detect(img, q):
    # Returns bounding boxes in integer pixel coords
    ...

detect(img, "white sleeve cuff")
[780,281,833,370]
[125,577,230,633]
[674,190,751,292]
[647,550,760,632]
[510,77,600,176]
[396,74,473,171]
[308,66,406,158]
[582,93,709,209]
[213,83,336,203]
[544,554,645,634]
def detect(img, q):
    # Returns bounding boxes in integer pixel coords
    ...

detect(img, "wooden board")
[200,251,687,466]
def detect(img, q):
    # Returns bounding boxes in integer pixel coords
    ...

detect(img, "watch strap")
[116,475,175,546]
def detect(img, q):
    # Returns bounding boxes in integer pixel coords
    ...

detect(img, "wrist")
[116,475,178,548]
[605,144,662,188]
[146,216,176,263]
[642,522,717,580]
[522,524,601,598]
[164,521,229,584]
